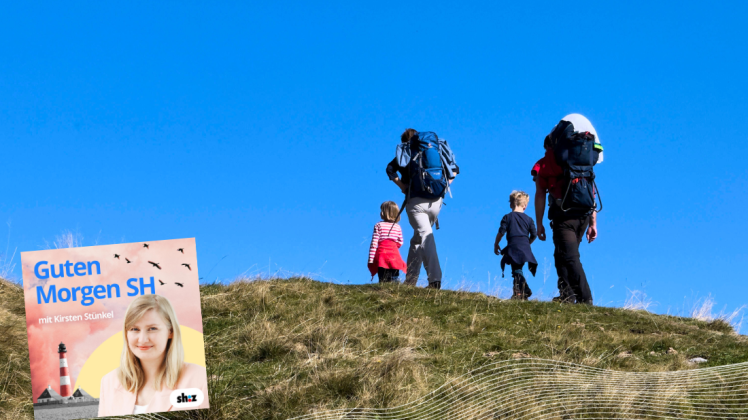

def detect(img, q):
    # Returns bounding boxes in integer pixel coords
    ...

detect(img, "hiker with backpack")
[386,128,459,290]
[493,190,538,300]
[532,114,603,304]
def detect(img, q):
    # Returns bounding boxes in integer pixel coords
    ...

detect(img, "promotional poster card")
[21,238,209,419]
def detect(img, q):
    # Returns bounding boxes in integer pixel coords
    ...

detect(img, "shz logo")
[170,388,205,408]
[176,392,198,404]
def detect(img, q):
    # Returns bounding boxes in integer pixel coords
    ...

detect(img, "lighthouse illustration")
[58,342,72,397]
[35,342,97,406]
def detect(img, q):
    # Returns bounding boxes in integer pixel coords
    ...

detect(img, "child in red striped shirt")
[368,201,407,283]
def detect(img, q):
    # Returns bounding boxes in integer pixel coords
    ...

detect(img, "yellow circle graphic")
[75,326,207,398]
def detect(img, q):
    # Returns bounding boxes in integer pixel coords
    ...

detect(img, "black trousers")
[551,217,593,304]
[377,268,400,283]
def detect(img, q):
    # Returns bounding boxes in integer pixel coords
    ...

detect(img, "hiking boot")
[426,281,441,290]
[552,295,575,304]
[512,272,532,300]
[511,288,532,301]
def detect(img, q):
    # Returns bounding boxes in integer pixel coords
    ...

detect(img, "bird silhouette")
[177,248,184,254]
[143,243,149,249]
[175,282,184,287]
[125,258,132,263]
[158,280,165,285]
[114,254,120,259]
[181,264,191,271]
[148,261,162,270]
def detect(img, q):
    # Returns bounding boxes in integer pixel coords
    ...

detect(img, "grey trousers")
[404,197,443,287]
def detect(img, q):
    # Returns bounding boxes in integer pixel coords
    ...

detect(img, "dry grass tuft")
[0,278,32,420]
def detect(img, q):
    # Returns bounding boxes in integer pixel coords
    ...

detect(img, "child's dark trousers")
[377,268,400,283]
[511,263,532,298]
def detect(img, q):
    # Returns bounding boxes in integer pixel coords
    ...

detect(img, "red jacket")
[368,239,407,276]
[531,149,564,200]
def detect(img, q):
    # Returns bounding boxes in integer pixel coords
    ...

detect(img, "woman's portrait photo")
[98,294,208,416]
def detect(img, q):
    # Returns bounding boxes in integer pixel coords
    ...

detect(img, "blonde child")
[368,201,407,283]
[494,191,538,300]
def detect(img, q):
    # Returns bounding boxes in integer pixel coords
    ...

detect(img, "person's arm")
[368,225,380,263]
[494,231,504,255]
[535,178,547,241]
[385,157,398,180]
[586,211,597,243]
[393,177,407,191]
[494,215,508,255]
[386,158,408,193]
[528,217,538,245]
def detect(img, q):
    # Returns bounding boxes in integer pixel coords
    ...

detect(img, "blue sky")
[2,2,747,329]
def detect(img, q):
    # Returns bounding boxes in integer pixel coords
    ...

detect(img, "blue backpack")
[395,131,457,200]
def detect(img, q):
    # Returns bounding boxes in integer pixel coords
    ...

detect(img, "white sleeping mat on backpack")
[561,113,604,164]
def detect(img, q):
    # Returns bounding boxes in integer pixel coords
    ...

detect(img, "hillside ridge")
[2,277,747,419]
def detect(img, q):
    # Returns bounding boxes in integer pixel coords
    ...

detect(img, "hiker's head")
[380,201,401,223]
[401,128,417,143]
[509,190,530,210]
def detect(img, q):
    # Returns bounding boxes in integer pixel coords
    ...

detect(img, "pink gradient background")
[21,238,204,403]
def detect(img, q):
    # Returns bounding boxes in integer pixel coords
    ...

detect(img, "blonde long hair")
[380,201,401,223]
[117,294,184,392]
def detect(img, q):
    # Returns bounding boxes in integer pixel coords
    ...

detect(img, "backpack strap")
[593,179,603,212]
[559,178,577,213]
[387,178,411,237]
[387,142,421,237]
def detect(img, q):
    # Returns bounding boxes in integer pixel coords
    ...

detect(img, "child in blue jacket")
[494,190,538,300]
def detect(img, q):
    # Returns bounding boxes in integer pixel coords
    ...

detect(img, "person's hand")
[394,178,407,193]
[586,225,597,243]
[494,244,501,255]
[537,224,546,241]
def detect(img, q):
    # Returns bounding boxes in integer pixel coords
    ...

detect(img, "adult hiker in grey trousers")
[386,128,459,290]
[404,197,443,288]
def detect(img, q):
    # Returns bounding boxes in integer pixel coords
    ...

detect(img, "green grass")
[2,277,748,419]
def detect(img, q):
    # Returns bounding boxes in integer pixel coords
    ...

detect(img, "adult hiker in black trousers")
[532,114,601,304]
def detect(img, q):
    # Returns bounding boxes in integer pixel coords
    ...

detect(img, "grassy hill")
[2,277,748,419]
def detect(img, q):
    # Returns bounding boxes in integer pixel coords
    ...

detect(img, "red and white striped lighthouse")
[58,342,72,397]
